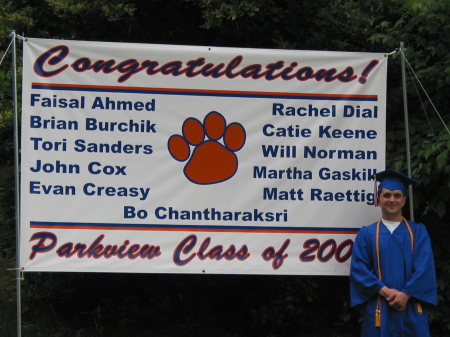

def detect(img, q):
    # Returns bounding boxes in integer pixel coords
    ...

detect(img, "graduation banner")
[20,38,387,275]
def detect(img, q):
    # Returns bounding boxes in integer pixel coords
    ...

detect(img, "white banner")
[20,38,387,275]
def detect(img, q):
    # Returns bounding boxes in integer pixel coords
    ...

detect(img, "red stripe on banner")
[31,82,378,100]
[30,223,359,234]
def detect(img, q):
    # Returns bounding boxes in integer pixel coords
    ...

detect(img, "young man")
[350,169,437,337]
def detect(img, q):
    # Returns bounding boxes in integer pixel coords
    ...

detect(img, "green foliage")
[194,0,389,51]
[373,1,450,335]
[0,0,135,40]
[15,273,355,337]
[0,259,16,335]
[0,40,16,262]
[197,0,263,25]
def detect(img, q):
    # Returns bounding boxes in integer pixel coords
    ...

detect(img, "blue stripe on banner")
[31,83,378,101]
[30,221,360,234]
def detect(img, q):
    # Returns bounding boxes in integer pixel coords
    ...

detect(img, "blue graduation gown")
[350,220,436,337]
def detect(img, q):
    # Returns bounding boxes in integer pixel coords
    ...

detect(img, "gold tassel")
[375,309,381,327]
[417,302,423,314]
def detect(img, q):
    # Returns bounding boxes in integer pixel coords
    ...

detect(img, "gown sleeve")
[350,225,385,307]
[401,222,437,306]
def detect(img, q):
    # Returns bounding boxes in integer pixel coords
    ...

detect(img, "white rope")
[16,34,27,41]
[0,35,14,67]
[399,48,450,136]
[400,48,450,177]
[387,48,399,56]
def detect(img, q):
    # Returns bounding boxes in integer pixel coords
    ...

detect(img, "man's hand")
[379,286,398,300]
[387,291,410,312]
[379,286,410,312]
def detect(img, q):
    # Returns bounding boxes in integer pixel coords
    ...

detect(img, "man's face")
[379,188,406,220]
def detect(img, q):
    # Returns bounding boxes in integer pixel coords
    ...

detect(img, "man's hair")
[377,188,406,198]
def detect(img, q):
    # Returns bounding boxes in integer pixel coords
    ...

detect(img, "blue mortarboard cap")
[370,169,417,192]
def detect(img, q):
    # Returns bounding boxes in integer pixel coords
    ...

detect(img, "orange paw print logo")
[168,111,246,184]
